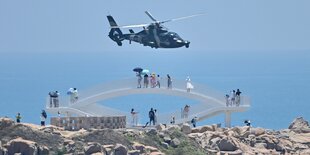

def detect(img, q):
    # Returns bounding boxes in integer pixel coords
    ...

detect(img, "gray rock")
[219,149,242,155]
[240,131,250,138]
[210,137,221,146]
[163,136,171,144]
[158,132,165,138]
[167,125,181,131]
[0,118,15,130]
[128,150,140,155]
[147,129,158,135]
[171,138,181,148]
[253,128,265,136]
[191,127,201,133]
[181,123,191,134]
[254,143,267,149]
[6,138,38,155]
[161,142,169,149]
[38,146,49,155]
[218,137,237,151]
[155,124,166,131]
[114,143,127,155]
[211,124,219,131]
[84,142,103,155]
[200,125,213,133]
[248,134,255,140]
[132,143,145,153]
[289,117,309,130]
[0,145,4,155]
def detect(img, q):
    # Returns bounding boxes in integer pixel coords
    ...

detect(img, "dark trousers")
[149,117,155,125]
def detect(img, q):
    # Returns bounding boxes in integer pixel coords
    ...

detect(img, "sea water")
[0,50,309,130]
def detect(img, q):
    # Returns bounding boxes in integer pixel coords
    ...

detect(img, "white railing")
[45,77,251,124]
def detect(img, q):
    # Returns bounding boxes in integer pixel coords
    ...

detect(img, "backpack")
[42,112,47,118]
[149,111,154,118]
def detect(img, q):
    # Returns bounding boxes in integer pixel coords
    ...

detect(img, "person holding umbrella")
[133,67,143,88]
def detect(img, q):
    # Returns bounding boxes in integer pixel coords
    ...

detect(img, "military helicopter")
[107,11,203,49]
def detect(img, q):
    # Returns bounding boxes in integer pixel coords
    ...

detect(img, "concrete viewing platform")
[46,78,250,128]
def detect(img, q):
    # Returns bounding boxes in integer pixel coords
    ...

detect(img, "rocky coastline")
[0,117,309,155]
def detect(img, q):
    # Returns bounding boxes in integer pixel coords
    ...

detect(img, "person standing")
[41,110,47,126]
[131,108,139,126]
[144,74,149,88]
[151,74,156,88]
[54,91,60,107]
[154,109,157,125]
[170,116,175,124]
[225,94,230,107]
[167,74,172,89]
[72,88,78,103]
[230,90,236,106]
[191,116,198,127]
[186,76,194,92]
[137,72,142,88]
[49,91,57,108]
[156,75,161,88]
[183,105,190,118]
[236,89,242,106]
[148,108,155,126]
[16,113,21,123]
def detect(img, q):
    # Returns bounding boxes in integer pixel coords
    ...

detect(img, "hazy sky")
[1,0,310,53]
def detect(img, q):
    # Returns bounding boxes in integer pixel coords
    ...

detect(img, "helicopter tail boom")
[107,15,124,46]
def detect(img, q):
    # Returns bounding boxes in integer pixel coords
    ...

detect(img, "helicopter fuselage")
[107,15,191,49]
[122,27,190,48]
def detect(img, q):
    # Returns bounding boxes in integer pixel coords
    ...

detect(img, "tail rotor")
[107,15,124,46]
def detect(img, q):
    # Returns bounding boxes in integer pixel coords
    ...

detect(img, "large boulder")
[231,126,250,136]
[147,129,158,135]
[114,143,128,155]
[0,141,7,155]
[251,128,265,136]
[161,142,169,149]
[155,124,166,131]
[166,125,181,131]
[144,146,158,153]
[191,127,200,133]
[289,117,309,130]
[133,142,145,153]
[6,138,38,155]
[84,142,103,155]
[218,137,238,151]
[181,123,191,134]
[0,118,15,130]
[103,144,114,155]
[163,136,171,144]
[200,125,213,133]
[170,138,181,148]
[128,150,140,155]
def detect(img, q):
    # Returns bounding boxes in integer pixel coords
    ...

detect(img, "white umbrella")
[141,69,150,75]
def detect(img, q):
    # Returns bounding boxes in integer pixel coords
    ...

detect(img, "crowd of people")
[225,89,242,106]
[136,72,194,92]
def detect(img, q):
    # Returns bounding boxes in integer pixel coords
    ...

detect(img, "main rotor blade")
[145,11,158,22]
[160,13,205,24]
[111,24,149,29]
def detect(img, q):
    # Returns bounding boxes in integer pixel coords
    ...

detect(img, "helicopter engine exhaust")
[107,15,124,46]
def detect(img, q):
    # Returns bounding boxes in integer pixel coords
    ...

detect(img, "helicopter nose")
[185,41,190,48]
